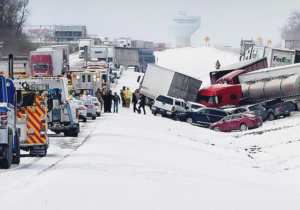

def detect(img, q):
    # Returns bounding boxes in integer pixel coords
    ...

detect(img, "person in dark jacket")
[132,90,139,113]
[120,86,126,107]
[102,93,108,113]
[138,94,146,115]
[107,90,113,113]
[112,92,121,113]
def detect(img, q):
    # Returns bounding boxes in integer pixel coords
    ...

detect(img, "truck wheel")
[152,111,157,116]
[12,134,20,165]
[83,117,87,122]
[240,123,248,131]
[186,117,193,124]
[55,132,61,135]
[213,126,220,132]
[92,116,96,120]
[64,131,69,137]
[97,112,101,117]
[268,113,275,121]
[0,134,13,169]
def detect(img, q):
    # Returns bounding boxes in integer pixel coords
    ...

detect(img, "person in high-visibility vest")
[124,87,131,108]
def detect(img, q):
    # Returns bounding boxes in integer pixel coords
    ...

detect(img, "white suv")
[151,95,188,118]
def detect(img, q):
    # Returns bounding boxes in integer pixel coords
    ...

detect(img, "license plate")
[167,111,172,115]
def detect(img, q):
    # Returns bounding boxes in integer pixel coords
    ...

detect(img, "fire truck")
[14,80,49,156]
[14,76,80,137]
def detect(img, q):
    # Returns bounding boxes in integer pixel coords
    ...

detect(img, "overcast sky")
[27,0,298,47]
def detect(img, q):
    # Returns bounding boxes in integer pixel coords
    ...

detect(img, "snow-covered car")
[70,100,88,122]
[111,68,120,79]
[89,96,101,116]
[82,99,97,120]
[209,113,263,132]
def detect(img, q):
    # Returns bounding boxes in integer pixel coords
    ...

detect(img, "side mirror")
[137,75,141,83]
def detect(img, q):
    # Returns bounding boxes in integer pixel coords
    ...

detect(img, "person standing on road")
[102,92,108,113]
[121,86,126,107]
[112,92,120,113]
[95,88,103,110]
[107,90,113,113]
[215,60,221,69]
[132,90,139,113]
[138,94,146,115]
[124,87,131,108]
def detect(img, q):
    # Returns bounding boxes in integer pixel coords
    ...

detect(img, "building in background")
[166,12,201,48]
[54,25,87,41]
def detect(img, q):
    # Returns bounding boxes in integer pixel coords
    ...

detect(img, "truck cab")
[138,49,156,73]
[0,75,20,169]
[197,84,242,107]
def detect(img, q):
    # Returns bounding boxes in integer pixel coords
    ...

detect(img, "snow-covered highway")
[1,46,300,210]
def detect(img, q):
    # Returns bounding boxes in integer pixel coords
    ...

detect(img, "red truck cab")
[30,55,53,75]
[157,43,165,51]
[197,84,242,107]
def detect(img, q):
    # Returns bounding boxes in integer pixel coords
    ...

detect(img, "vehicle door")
[219,115,234,131]
[195,109,210,126]
[229,115,243,130]
[174,100,181,113]
[209,110,228,124]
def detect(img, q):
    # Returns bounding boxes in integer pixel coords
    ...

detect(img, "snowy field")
[0,46,300,210]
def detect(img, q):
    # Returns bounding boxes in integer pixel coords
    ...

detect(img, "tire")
[83,117,87,122]
[213,126,220,132]
[186,117,193,124]
[0,133,13,169]
[12,134,20,165]
[268,112,275,121]
[173,111,179,121]
[92,116,96,120]
[152,111,157,116]
[55,132,61,135]
[240,123,248,131]
[97,112,101,117]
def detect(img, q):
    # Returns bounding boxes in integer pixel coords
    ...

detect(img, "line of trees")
[280,10,300,40]
[0,0,36,56]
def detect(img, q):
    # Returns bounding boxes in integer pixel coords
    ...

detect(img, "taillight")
[276,106,280,110]
[172,106,175,112]
[81,107,84,110]
[152,100,155,105]
[1,117,7,120]
[1,121,7,125]
[1,112,7,115]
[96,103,100,106]
[40,124,46,137]
[90,105,93,108]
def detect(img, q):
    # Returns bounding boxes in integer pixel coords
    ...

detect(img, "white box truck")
[139,64,202,103]
[39,45,70,71]
[30,50,63,76]
[79,39,94,58]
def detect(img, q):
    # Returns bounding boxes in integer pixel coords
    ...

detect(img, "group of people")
[96,89,120,113]
[131,89,146,115]
[94,86,146,115]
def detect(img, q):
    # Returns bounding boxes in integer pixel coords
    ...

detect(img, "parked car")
[187,101,206,111]
[151,95,189,118]
[89,96,101,116]
[257,99,295,121]
[177,108,229,127]
[209,113,263,132]
[70,99,88,122]
[82,99,97,120]
[225,104,267,121]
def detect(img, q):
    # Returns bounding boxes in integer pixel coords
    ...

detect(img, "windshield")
[197,95,214,104]
[83,100,92,105]
[191,104,203,109]
[142,57,156,63]
[33,65,49,70]
[80,47,85,50]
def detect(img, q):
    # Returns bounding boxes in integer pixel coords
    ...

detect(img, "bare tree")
[0,0,33,56]
[280,10,300,40]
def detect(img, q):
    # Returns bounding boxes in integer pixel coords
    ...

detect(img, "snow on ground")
[1,46,300,210]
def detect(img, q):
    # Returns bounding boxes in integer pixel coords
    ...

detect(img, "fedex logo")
[273,56,291,63]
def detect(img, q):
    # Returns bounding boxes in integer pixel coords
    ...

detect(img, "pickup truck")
[258,99,295,121]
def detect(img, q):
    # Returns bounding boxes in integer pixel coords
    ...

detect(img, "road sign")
[267,39,272,45]
[257,37,263,42]
[204,36,210,42]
